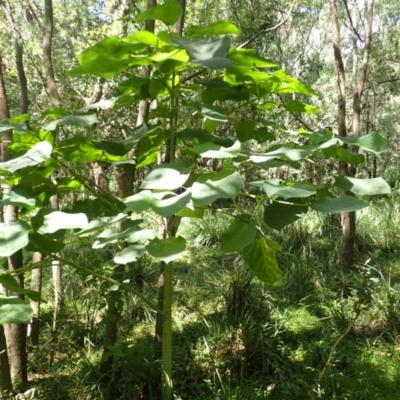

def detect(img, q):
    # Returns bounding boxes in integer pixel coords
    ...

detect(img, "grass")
[23,197,400,399]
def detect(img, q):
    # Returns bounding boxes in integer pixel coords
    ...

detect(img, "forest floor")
[20,200,400,399]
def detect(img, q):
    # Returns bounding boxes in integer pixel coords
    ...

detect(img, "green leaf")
[310,195,368,213]
[177,129,215,144]
[27,232,65,254]
[140,161,192,190]
[122,123,162,150]
[241,237,282,284]
[175,202,205,218]
[122,31,169,47]
[152,190,192,217]
[192,169,242,206]
[198,104,228,121]
[125,191,153,213]
[37,212,89,234]
[7,130,54,155]
[334,177,391,195]
[126,229,158,243]
[343,131,389,154]
[146,237,186,263]
[322,146,365,165]
[0,296,33,324]
[0,142,52,173]
[0,221,30,257]
[0,120,28,133]
[191,141,240,159]
[93,225,143,248]
[264,201,308,230]
[0,189,36,208]
[0,274,40,301]
[137,0,183,25]
[203,118,220,133]
[114,245,145,264]
[284,100,319,114]
[263,181,316,199]
[235,120,256,142]
[220,215,257,253]
[43,114,98,131]
[186,21,239,37]
[56,135,123,162]
[172,36,235,69]
[250,144,314,163]
[228,49,278,68]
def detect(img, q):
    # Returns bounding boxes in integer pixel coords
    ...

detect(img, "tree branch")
[238,0,297,49]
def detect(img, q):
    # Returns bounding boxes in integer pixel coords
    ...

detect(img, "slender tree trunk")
[0,55,27,389]
[156,5,186,399]
[29,253,42,347]
[0,326,13,396]
[43,0,60,107]
[43,0,63,365]
[0,62,13,394]
[330,0,373,271]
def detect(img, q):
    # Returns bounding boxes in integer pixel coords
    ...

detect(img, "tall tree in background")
[331,0,374,270]
[0,55,14,396]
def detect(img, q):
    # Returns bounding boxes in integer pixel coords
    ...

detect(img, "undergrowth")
[25,197,400,399]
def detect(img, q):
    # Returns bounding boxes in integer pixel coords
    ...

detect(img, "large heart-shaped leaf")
[140,161,192,190]
[220,215,257,253]
[284,100,319,114]
[263,181,316,199]
[43,114,98,131]
[37,212,89,234]
[0,274,40,301]
[137,0,183,25]
[264,201,308,230]
[310,195,368,213]
[172,36,235,69]
[0,189,36,208]
[114,245,145,264]
[0,221,30,257]
[334,177,391,196]
[241,238,282,284]
[146,237,186,263]
[0,296,33,324]
[191,141,240,159]
[0,142,52,173]
[186,21,239,37]
[192,170,242,205]
[152,190,192,217]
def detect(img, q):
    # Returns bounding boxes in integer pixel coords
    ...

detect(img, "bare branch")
[238,0,297,49]
[342,0,364,43]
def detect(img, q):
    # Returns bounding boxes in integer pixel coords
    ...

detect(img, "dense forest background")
[1,0,400,399]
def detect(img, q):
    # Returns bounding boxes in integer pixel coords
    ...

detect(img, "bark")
[3,211,28,387]
[29,253,42,347]
[43,0,60,107]
[331,0,374,271]
[0,325,12,396]
[0,55,27,388]
[43,0,63,366]
[0,1,29,114]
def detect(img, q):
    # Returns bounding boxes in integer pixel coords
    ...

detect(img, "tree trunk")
[330,0,374,271]
[0,55,27,388]
[0,325,13,397]
[29,253,42,347]
[43,0,60,108]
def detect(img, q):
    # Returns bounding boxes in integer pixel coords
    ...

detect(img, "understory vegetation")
[26,194,400,400]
